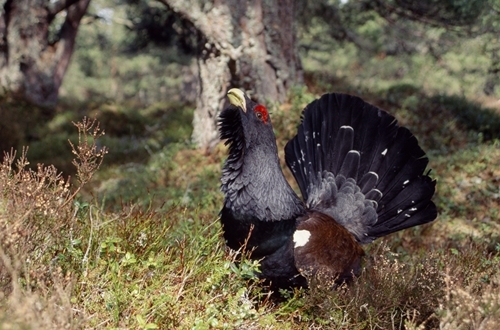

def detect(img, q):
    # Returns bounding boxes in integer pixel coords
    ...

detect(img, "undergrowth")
[0,117,106,328]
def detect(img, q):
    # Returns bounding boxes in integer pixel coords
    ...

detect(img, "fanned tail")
[285,93,437,243]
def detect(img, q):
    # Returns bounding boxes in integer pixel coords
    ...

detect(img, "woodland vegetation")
[1,0,500,328]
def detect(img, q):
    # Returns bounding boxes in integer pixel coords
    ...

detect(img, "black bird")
[219,88,437,288]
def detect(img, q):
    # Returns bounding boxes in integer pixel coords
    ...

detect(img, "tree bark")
[160,0,302,148]
[0,0,90,107]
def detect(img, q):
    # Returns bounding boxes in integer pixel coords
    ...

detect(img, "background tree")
[158,0,302,148]
[298,0,500,94]
[0,0,91,106]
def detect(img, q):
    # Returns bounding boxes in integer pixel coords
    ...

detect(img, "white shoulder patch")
[293,229,311,248]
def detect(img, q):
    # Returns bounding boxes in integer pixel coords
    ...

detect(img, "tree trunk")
[160,0,302,149]
[0,0,90,107]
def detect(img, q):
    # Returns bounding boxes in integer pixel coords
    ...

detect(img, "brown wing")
[293,211,365,286]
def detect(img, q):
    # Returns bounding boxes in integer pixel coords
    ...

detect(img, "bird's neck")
[221,144,305,222]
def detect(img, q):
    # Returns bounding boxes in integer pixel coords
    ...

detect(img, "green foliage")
[429,94,500,140]
[0,93,54,154]
[373,0,489,26]
[375,83,500,153]
[62,0,195,105]
[300,0,500,98]
[120,0,199,54]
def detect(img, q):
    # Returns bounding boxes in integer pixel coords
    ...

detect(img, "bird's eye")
[254,104,269,123]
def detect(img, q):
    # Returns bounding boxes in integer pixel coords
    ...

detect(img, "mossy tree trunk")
[160,0,302,149]
[0,0,90,107]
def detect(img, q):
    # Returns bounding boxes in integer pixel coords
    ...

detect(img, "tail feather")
[365,188,383,204]
[357,115,399,178]
[370,204,437,238]
[358,171,379,194]
[339,150,360,180]
[285,93,437,243]
[332,126,355,176]
[372,128,429,213]
[376,176,436,227]
[290,124,314,198]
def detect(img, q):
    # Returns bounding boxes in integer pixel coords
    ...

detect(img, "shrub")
[0,117,106,328]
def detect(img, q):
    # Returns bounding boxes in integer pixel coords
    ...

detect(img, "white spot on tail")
[293,230,311,248]
[403,180,410,185]
[381,148,388,156]
[410,207,417,211]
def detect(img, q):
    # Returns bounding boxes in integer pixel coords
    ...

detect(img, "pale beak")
[227,88,247,113]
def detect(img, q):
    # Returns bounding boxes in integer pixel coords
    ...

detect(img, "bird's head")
[219,88,274,151]
[226,88,269,123]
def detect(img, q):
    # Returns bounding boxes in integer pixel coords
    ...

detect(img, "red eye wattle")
[254,105,269,123]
